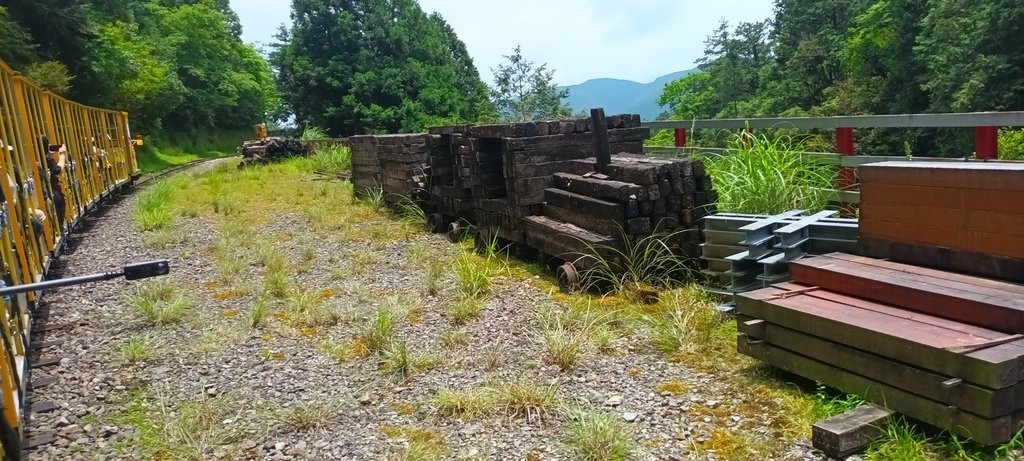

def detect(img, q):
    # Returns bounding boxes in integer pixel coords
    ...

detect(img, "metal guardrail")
[643,145,1024,206]
[641,111,1024,130]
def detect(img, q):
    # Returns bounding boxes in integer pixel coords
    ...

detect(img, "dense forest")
[0,0,276,139]
[656,0,1024,156]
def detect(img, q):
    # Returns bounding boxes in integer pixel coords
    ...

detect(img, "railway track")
[21,156,232,456]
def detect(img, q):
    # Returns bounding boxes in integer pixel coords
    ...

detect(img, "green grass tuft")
[128,280,193,326]
[454,252,490,299]
[563,409,635,461]
[134,180,177,231]
[433,388,498,419]
[380,340,439,377]
[701,131,836,214]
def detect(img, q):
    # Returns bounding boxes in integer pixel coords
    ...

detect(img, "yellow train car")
[0,57,139,457]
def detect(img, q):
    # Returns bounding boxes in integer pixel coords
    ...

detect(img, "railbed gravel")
[27,168,829,460]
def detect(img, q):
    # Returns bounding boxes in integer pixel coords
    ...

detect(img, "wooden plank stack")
[376,134,428,206]
[237,137,307,167]
[349,135,381,197]
[737,252,1024,445]
[350,134,429,204]
[427,115,651,247]
[425,126,474,220]
[524,154,713,257]
[858,161,1024,283]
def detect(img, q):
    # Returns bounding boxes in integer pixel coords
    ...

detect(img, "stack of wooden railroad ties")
[350,109,717,289]
[734,161,1024,456]
[350,112,1024,453]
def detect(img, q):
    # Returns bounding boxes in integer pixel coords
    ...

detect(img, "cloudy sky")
[230,0,775,86]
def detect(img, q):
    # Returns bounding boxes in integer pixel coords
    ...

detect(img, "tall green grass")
[701,131,836,214]
[572,227,693,296]
[134,180,178,231]
[300,125,351,175]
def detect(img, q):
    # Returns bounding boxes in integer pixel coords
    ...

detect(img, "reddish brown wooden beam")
[789,255,1024,332]
[740,319,1024,418]
[736,285,1024,389]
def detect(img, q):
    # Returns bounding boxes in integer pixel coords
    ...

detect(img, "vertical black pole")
[591,108,610,173]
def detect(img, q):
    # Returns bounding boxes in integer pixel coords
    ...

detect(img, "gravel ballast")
[27,164,829,461]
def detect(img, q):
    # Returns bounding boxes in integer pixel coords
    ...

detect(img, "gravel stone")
[26,163,828,460]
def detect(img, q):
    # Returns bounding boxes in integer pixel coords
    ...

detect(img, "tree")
[0,6,37,68]
[490,45,570,122]
[23,61,73,95]
[656,72,714,120]
[271,0,493,136]
[918,0,1024,112]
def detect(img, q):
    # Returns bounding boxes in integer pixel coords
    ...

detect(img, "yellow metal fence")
[0,57,139,456]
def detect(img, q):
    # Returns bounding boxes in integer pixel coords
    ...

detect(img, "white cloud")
[230,0,775,85]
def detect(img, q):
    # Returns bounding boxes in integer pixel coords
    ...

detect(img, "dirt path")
[28,160,826,460]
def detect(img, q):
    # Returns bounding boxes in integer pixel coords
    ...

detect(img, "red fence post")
[975,126,998,159]
[673,128,687,148]
[835,127,857,217]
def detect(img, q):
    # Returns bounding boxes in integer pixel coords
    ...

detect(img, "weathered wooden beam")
[739,337,1024,446]
[544,188,626,220]
[551,173,647,202]
[789,254,1024,333]
[739,319,1024,418]
[736,285,1024,389]
[592,108,611,172]
[812,405,893,458]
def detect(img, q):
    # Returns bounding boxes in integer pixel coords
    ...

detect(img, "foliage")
[572,227,693,296]
[0,6,37,68]
[998,128,1024,160]
[655,0,1024,157]
[490,45,571,122]
[271,0,493,136]
[3,0,277,136]
[701,131,836,214]
[23,60,72,95]
[656,72,714,120]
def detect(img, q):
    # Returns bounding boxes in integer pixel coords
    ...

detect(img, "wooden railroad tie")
[812,404,893,459]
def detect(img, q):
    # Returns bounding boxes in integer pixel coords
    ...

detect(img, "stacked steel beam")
[701,211,859,291]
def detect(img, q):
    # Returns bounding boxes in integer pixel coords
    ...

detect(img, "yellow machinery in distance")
[253,123,269,141]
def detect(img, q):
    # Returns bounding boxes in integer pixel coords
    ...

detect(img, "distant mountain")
[562,69,697,121]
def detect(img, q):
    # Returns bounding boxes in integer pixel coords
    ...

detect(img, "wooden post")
[673,128,687,148]
[975,126,998,159]
[591,108,610,173]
